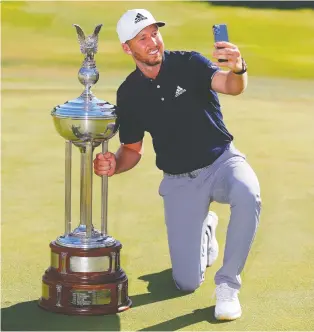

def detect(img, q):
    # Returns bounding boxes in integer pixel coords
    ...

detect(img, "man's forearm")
[114,145,142,174]
[226,71,248,96]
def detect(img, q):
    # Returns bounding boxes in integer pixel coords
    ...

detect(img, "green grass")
[2,1,314,331]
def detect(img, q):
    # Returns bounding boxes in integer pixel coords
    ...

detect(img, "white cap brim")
[121,21,165,43]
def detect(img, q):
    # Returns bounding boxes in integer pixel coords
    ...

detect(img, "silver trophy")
[39,24,131,315]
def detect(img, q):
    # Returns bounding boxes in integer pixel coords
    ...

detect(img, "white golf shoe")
[214,283,242,321]
[205,211,219,267]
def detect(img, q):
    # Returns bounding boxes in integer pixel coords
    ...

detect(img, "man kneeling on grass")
[94,9,261,321]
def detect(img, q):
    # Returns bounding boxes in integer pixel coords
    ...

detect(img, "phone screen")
[212,24,229,62]
[212,24,229,43]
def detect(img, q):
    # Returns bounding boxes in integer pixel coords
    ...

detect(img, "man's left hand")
[212,42,242,73]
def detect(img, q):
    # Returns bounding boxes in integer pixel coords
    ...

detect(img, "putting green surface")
[2,2,314,331]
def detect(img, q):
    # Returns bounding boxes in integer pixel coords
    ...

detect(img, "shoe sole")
[214,311,242,321]
[207,238,219,267]
[207,212,219,267]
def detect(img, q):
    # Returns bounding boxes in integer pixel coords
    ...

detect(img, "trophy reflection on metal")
[38,24,131,315]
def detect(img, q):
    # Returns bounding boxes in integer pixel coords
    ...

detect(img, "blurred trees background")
[208,1,314,9]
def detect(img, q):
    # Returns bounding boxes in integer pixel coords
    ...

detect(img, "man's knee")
[231,181,262,210]
[173,274,203,292]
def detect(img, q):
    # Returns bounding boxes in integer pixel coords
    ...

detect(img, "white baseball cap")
[116,9,165,43]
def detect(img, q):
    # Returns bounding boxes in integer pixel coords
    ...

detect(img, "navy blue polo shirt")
[116,50,233,175]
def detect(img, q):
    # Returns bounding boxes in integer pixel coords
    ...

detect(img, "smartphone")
[212,24,229,62]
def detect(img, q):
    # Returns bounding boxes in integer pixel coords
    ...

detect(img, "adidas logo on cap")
[135,13,147,24]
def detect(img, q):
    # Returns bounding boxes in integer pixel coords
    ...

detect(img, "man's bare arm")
[115,141,143,174]
[212,70,247,96]
[94,140,143,177]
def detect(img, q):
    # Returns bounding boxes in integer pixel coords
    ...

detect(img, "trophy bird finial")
[73,24,103,57]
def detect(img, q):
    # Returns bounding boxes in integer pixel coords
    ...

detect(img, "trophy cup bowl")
[38,24,131,315]
[52,98,118,144]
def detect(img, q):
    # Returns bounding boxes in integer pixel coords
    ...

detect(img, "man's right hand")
[93,152,117,177]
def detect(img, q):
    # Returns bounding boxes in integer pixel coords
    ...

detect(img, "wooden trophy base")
[38,240,132,315]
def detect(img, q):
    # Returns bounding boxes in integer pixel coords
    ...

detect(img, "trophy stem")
[65,140,72,235]
[80,142,93,237]
[80,152,86,226]
[101,141,109,235]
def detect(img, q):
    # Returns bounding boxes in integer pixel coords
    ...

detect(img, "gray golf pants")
[158,143,261,291]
